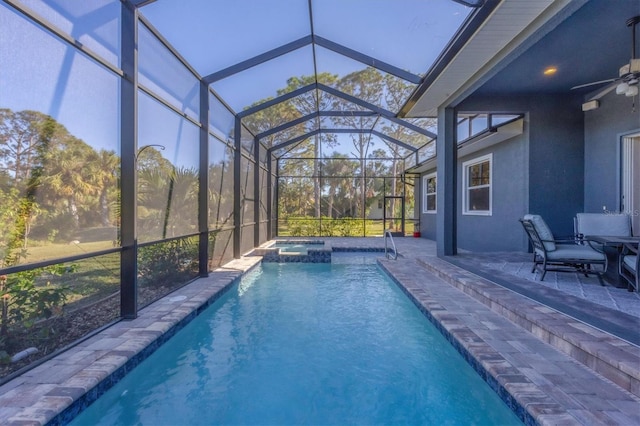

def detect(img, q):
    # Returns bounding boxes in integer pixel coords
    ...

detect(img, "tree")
[34,133,99,237]
[0,109,46,188]
[321,153,356,218]
[243,73,340,218]
[333,67,385,217]
[0,112,56,264]
[88,149,119,227]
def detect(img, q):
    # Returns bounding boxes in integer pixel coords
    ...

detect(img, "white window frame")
[422,173,437,214]
[462,153,492,216]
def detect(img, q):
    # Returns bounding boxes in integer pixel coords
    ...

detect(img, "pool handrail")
[384,230,398,260]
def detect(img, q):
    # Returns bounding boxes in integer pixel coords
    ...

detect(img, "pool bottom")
[69,262,523,426]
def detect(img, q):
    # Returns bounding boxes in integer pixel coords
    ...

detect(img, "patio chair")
[574,213,632,250]
[619,244,638,292]
[520,214,607,283]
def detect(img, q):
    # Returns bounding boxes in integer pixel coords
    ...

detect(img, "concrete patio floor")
[0,237,638,425]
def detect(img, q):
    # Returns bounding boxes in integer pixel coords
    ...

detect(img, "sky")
[0,0,470,167]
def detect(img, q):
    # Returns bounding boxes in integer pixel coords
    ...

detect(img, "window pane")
[427,194,436,211]
[457,119,470,141]
[468,161,490,187]
[427,177,436,194]
[491,114,521,126]
[481,162,491,184]
[471,115,488,135]
[417,140,436,163]
[468,187,490,211]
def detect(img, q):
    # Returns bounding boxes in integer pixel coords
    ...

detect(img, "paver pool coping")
[0,242,638,425]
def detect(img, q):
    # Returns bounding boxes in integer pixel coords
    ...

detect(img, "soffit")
[405,0,572,117]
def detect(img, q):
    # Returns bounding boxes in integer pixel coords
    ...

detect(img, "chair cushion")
[576,213,631,237]
[623,254,637,273]
[545,244,606,261]
[524,214,556,252]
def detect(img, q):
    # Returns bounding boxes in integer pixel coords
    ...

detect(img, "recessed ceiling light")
[543,66,558,76]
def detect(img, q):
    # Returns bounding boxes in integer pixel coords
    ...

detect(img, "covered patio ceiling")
[134,0,491,156]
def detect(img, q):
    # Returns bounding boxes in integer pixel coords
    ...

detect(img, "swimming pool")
[69,262,522,425]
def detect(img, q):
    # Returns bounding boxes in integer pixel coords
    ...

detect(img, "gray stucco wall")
[423,94,586,251]
[419,130,528,251]
[456,137,528,252]
[583,91,640,213]
[420,169,437,240]
[526,95,585,238]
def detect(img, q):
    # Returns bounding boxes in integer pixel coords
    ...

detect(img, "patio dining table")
[585,235,640,289]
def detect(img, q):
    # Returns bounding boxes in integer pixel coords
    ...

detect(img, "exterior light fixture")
[624,84,639,97]
[581,100,600,111]
[616,82,630,94]
[543,66,557,76]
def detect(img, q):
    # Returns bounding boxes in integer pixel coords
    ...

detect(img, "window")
[463,154,492,215]
[422,173,436,213]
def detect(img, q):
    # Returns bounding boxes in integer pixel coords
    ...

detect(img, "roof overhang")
[404,0,581,117]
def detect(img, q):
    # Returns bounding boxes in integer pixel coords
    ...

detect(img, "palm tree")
[87,149,119,227]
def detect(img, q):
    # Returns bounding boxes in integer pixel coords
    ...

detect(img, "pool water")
[70,262,522,425]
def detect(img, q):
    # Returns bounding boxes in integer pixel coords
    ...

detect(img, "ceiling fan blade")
[570,78,617,90]
[586,81,619,101]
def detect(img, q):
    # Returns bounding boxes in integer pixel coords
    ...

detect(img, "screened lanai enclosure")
[0,0,488,378]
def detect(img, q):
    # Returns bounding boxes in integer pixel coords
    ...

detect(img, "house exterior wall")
[420,94,585,252]
[456,137,528,252]
[420,173,437,240]
[583,91,640,213]
[418,131,528,251]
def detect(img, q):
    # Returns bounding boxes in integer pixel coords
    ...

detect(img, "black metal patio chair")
[520,214,607,284]
[619,243,638,292]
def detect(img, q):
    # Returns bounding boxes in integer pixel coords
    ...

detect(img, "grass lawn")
[277,218,387,237]
[13,240,120,309]
[22,241,115,263]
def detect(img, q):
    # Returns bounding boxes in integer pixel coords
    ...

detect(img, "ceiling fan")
[571,15,640,101]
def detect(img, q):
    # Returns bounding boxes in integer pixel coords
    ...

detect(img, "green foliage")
[138,237,198,289]
[285,216,365,237]
[0,109,121,264]
[0,264,73,355]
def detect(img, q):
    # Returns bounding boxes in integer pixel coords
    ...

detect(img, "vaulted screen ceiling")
[137,0,485,154]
